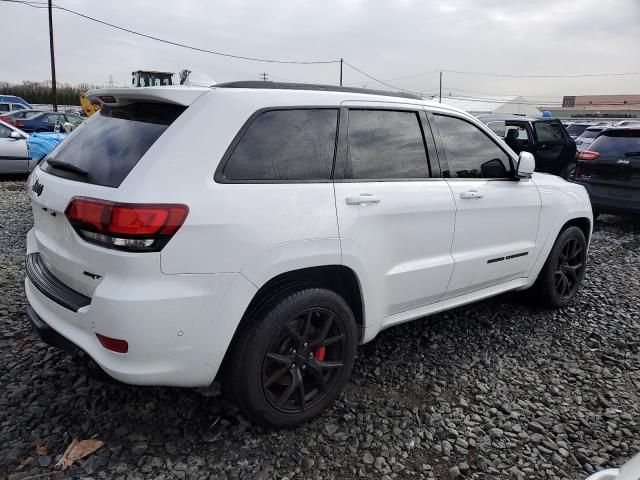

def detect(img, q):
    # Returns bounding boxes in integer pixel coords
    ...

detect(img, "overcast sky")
[2,0,639,102]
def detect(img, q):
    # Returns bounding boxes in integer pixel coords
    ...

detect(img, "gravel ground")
[1,177,639,480]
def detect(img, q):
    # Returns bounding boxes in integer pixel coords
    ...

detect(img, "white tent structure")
[437,96,542,117]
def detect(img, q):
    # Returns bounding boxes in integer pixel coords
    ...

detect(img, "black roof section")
[214,81,423,101]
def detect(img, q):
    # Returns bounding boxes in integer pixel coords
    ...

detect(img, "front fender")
[527,176,592,282]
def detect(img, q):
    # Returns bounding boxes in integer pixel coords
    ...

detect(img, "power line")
[1,0,340,65]
[342,61,425,95]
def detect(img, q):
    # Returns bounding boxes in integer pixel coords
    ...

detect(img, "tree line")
[0,81,103,106]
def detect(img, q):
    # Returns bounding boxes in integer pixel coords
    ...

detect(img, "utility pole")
[259,72,269,81]
[340,58,343,86]
[439,70,442,104]
[48,0,58,111]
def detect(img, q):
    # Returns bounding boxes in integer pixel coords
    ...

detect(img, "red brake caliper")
[314,346,326,361]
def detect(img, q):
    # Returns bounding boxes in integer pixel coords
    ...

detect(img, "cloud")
[1,0,638,98]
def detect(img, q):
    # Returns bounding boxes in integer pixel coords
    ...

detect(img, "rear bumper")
[27,305,114,382]
[572,180,640,215]
[24,250,257,387]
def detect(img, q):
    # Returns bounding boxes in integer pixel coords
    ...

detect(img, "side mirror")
[516,151,535,179]
[9,130,23,140]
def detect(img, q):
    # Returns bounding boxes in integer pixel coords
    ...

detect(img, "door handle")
[345,193,381,205]
[460,190,484,200]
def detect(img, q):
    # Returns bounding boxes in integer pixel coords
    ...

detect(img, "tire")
[561,162,576,180]
[223,287,358,427]
[530,226,587,308]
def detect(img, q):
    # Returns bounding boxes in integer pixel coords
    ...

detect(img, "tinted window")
[566,124,590,136]
[346,110,429,179]
[433,114,512,178]
[0,104,9,113]
[534,122,565,143]
[42,102,185,187]
[589,130,640,156]
[13,104,25,110]
[223,109,337,181]
[0,124,12,138]
[581,129,603,139]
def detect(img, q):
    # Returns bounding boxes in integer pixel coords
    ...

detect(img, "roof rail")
[214,81,423,101]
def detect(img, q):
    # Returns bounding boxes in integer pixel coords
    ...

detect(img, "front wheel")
[530,226,587,308]
[223,287,358,427]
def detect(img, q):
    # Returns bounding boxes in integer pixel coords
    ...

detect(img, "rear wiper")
[624,152,640,157]
[46,159,88,176]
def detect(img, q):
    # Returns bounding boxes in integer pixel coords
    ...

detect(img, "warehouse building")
[541,94,640,119]
[439,95,541,117]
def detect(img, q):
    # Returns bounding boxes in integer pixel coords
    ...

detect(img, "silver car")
[0,120,35,174]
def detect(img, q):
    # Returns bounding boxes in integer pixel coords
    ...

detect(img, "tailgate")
[27,169,142,297]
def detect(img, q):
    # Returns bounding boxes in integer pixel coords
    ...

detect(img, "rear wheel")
[561,162,576,180]
[223,287,357,427]
[531,226,587,308]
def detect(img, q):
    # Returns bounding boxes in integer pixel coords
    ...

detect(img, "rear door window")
[345,109,430,179]
[220,109,338,181]
[42,102,185,187]
[534,121,565,144]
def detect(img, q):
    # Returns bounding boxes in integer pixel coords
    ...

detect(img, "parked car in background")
[0,109,46,125]
[25,82,592,427]
[566,122,594,139]
[575,126,607,151]
[0,120,34,174]
[15,111,83,133]
[479,114,577,179]
[0,95,32,114]
[572,126,640,218]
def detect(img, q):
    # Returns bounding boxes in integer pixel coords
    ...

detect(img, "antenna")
[259,72,270,81]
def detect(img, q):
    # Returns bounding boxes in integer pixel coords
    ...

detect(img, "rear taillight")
[13,120,23,127]
[577,150,600,161]
[65,196,188,252]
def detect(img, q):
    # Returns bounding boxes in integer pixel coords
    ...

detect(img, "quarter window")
[433,114,512,179]
[346,110,429,179]
[222,109,338,181]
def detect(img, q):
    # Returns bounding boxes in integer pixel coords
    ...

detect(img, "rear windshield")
[42,102,185,187]
[566,124,590,136]
[581,129,602,139]
[589,130,640,156]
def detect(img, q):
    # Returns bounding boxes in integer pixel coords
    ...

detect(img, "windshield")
[42,102,185,187]
[589,130,640,156]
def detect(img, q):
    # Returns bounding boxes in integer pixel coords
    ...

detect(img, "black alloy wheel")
[262,307,346,413]
[223,286,357,427]
[554,237,585,299]
[530,225,588,308]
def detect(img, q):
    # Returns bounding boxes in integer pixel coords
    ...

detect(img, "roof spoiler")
[86,86,211,108]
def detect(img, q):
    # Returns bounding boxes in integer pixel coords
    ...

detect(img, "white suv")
[25,82,592,426]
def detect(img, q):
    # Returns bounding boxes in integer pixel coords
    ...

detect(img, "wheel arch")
[217,264,365,382]
[242,265,364,340]
[561,216,592,245]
